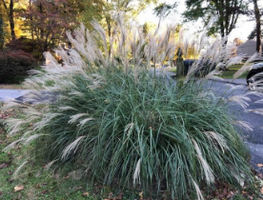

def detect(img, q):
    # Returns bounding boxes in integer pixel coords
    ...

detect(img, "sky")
[136,0,263,42]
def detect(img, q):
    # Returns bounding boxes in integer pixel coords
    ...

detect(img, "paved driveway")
[0,89,30,102]
[207,79,263,173]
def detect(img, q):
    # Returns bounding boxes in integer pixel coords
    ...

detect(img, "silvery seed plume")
[78,118,95,130]
[244,91,263,98]
[12,161,28,179]
[124,123,135,136]
[234,53,262,79]
[91,21,108,55]
[227,95,250,109]
[255,99,263,104]
[61,136,86,160]
[24,134,45,145]
[203,131,228,152]
[245,108,263,116]
[192,179,204,200]
[133,158,141,185]
[231,120,253,132]
[225,84,244,92]
[5,118,29,136]
[3,138,24,152]
[205,70,224,80]
[34,113,64,131]
[192,139,215,184]
[44,159,58,170]
[68,113,90,124]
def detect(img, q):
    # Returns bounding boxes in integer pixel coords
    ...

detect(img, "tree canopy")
[81,0,158,37]
[183,0,248,37]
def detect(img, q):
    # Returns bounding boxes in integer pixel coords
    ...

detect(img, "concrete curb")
[209,78,247,86]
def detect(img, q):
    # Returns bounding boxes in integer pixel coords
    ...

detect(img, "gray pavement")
[0,89,30,102]
[207,78,263,173]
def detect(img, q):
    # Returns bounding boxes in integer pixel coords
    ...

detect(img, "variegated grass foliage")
[2,17,259,199]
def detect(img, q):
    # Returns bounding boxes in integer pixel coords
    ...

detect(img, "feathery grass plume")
[227,95,251,109]
[44,159,58,170]
[5,118,29,136]
[24,134,45,145]
[245,108,263,116]
[68,113,90,124]
[3,138,24,152]
[3,15,254,200]
[192,139,215,184]
[203,131,228,152]
[247,72,263,91]
[231,121,253,132]
[12,161,28,180]
[133,158,141,185]
[255,99,263,104]
[234,53,263,79]
[61,136,86,160]
[78,118,95,130]
[192,178,204,200]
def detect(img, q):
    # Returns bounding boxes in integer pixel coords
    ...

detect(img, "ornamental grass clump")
[3,17,255,199]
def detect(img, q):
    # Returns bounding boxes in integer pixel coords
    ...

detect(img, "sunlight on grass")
[220,65,248,79]
[0,84,24,89]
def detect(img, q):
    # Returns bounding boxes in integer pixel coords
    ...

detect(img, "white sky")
[136,0,263,42]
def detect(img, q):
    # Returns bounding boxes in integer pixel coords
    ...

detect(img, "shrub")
[6,37,46,60]
[0,50,37,84]
[3,18,254,199]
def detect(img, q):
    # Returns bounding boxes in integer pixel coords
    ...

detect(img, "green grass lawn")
[220,64,248,79]
[0,84,24,89]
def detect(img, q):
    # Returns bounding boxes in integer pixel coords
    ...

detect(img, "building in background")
[237,40,263,57]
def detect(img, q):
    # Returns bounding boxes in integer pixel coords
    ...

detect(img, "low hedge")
[0,50,37,84]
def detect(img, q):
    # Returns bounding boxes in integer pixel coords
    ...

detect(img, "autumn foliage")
[0,50,37,83]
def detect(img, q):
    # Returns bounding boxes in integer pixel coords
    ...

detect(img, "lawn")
[220,64,248,79]
[0,84,24,89]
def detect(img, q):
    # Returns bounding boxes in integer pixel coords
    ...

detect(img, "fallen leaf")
[257,163,263,167]
[35,171,41,178]
[0,191,3,195]
[258,173,263,179]
[82,192,89,196]
[14,185,24,192]
[139,191,143,200]
[0,163,9,169]
[115,193,123,200]
[64,175,70,179]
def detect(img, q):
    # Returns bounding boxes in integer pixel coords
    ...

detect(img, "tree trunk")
[39,2,44,39]
[253,0,261,54]
[0,16,4,50]
[9,0,15,40]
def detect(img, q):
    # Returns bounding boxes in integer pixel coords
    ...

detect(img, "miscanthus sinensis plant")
[2,17,259,199]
